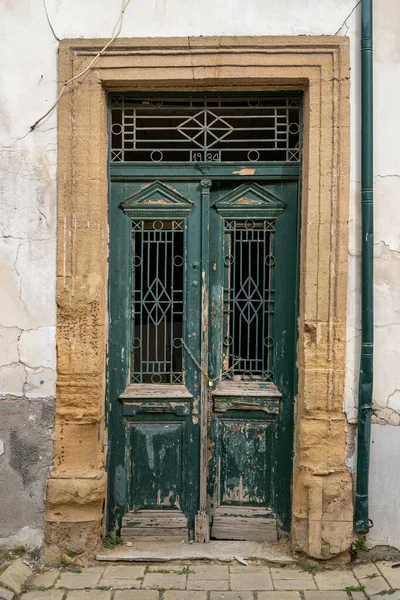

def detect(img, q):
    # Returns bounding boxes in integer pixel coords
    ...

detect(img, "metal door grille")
[110,95,301,163]
[223,220,275,381]
[131,220,184,384]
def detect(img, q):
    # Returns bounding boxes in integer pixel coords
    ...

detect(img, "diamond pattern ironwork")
[143,280,172,326]
[178,109,234,149]
[235,277,263,325]
[223,220,275,380]
[110,94,302,162]
[131,221,184,384]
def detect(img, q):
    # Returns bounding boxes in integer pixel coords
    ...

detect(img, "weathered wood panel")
[207,180,299,539]
[127,421,185,510]
[213,380,282,397]
[108,180,203,539]
[218,419,275,505]
[120,384,193,399]
[212,506,277,542]
[213,397,280,415]
[122,401,190,417]
[109,177,298,543]
[121,509,188,542]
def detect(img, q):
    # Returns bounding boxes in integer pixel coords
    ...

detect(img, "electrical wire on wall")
[30,0,132,132]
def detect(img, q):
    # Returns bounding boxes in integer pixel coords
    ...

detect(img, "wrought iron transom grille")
[131,220,184,384]
[110,95,301,163]
[223,220,275,381]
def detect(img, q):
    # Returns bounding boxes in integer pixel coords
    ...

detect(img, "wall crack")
[374,174,400,180]
[335,1,361,35]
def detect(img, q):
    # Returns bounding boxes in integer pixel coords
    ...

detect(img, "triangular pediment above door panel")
[120,180,194,219]
[214,183,286,219]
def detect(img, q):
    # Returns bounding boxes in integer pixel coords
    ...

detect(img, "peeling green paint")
[107,176,298,538]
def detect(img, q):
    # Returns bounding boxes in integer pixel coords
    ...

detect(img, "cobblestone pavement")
[17,561,400,600]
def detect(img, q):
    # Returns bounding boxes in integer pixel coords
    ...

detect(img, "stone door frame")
[47,36,351,559]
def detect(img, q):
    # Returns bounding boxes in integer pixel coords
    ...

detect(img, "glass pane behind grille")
[223,220,275,381]
[110,95,301,163]
[131,221,184,384]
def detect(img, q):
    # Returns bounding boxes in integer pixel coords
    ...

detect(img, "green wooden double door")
[108,177,298,542]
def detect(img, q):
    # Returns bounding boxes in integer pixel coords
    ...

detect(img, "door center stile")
[195,179,212,542]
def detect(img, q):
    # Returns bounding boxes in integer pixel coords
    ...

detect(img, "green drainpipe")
[355,0,374,534]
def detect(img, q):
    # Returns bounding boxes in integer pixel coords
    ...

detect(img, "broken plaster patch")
[0,439,4,456]
[19,326,55,369]
[24,366,55,398]
[0,363,26,397]
[0,526,44,551]
[0,364,55,399]
[373,406,400,426]
[387,388,400,412]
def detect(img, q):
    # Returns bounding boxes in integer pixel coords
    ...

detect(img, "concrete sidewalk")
[7,560,400,600]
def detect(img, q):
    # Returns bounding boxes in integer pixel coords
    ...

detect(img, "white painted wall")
[1,0,399,548]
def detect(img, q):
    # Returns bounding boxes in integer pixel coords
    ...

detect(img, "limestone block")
[143,572,186,590]
[209,593,253,600]
[187,580,228,590]
[98,578,142,590]
[258,594,301,600]
[350,593,367,600]
[188,564,229,580]
[30,570,59,589]
[321,472,354,522]
[56,383,104,421]
[303,594,348,600]
[273,579,316,590]
[352,564,380,579]
[0,558,32,594]
[66,592,111,600]
[230,569,273,590]
[370,594,400,600]
[314,570,359,590]
[270,568,313,580]
[301,369,346,415]
[102,565,145,580]
[114,592,159,600]
[55,568,103,589]
[292,471,353,558]
[362,576,390,596]
[298,418,347,470]
[321,520,354,556]
[376,561,400,588]
[301,321,346,372]
[98,561,146,588]
[53,421,104,473]
[19,592,64,600]
[47,476,107,508]
[57,323,106,375]
[163,593,207,600]
[45,520,102,557]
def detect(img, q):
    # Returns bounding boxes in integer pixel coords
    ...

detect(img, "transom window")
[110,94,301,163]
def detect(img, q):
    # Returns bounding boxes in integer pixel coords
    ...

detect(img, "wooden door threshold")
[96,540,293,563]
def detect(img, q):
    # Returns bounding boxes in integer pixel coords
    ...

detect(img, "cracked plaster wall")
[0,0,399,549]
